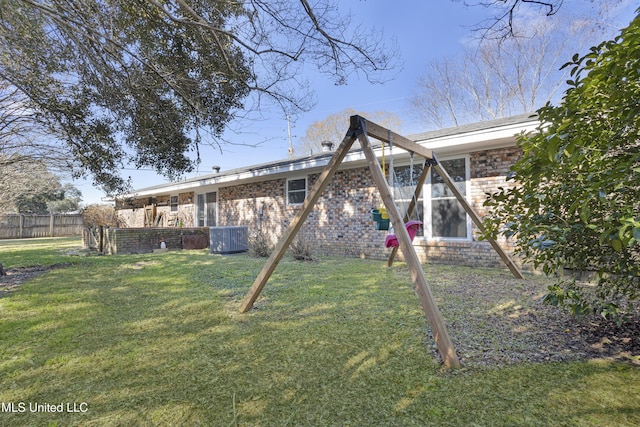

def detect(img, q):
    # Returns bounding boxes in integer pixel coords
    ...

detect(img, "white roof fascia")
[415,119,539,156]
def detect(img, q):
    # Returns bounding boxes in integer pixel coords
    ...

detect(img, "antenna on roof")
[286,115,294,158]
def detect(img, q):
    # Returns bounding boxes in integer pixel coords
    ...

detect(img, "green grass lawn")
[0,236,85,267]
[1,237,639,426]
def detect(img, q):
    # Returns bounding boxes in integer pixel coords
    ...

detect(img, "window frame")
[286,177,307,206]
[170,195,178,212]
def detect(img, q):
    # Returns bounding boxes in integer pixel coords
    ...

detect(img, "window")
[170,195,178,212]
[287,178,307,205]
[428,157,469,239]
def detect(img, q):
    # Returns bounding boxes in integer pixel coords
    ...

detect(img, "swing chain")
[388,130,394,191]
[408,151,420,222]
[409,151,414,187]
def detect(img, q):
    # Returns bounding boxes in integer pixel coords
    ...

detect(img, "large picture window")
[429,157,469,239]
[287,178,307,205]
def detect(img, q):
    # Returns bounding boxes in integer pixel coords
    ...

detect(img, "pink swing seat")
[384,221,423,248]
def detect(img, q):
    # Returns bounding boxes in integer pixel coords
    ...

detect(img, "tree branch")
[468,0,562,39]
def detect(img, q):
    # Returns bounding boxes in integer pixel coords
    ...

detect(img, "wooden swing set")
[240,115,523,368]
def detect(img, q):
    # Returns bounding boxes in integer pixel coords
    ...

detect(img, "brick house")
[112,114,538,268]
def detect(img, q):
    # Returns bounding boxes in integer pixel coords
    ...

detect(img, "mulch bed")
[574,316,640,361]
[422,269,640,367]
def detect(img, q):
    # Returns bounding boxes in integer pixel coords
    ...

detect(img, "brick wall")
[93,227,210,255]
[467,147,522,266]
[217,167,389,259]
[470,145,522,218]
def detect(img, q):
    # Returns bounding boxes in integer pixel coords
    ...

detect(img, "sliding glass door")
[196,191,217,226]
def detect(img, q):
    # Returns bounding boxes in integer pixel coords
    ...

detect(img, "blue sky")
[73,0,635,204]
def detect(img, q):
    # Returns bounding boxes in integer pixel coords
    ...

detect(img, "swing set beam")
[385,153,524,279]
[374,120,523,278]
[357,119,460,368]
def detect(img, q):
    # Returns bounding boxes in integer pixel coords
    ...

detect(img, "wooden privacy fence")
[0,213,84,239]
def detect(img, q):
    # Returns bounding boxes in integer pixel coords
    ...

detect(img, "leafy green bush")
[482,11,640,323]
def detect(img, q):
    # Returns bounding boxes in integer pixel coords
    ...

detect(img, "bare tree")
[410,7,623,128]
[3,0,624,192]
[0,82,73,171]
[0,159,60,214]
[82,204,122,228]
[467,0,629,39]
[296,108,403,155]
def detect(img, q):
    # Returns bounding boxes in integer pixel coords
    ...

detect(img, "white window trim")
[170,195,179,212]
[423,155,472,242]
[286,176,307,206]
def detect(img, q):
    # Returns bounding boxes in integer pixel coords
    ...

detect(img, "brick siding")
[114,146,526,269]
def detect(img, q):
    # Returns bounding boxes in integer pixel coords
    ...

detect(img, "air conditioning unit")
[210,226,249,254]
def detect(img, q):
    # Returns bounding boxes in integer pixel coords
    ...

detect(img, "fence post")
[19,215,24,238]
[50,213,55,237]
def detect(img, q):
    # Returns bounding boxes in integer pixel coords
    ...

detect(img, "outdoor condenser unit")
[209,226,249,254]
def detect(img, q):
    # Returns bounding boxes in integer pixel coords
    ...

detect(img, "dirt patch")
[0,264,72,298]
[579,317,640,362]
[418,268,640,367]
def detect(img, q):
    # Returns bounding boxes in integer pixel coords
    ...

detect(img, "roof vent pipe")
[321,140,334,152]
[212,166,221,173]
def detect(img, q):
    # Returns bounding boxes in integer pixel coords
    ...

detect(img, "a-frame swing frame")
[240,115,523,368]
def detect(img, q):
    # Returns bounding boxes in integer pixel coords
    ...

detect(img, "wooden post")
[387,161,431,267]
[357,118,461,368]
[431,153,524,279]
[239,127,357,313]
[50,213,55,237]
